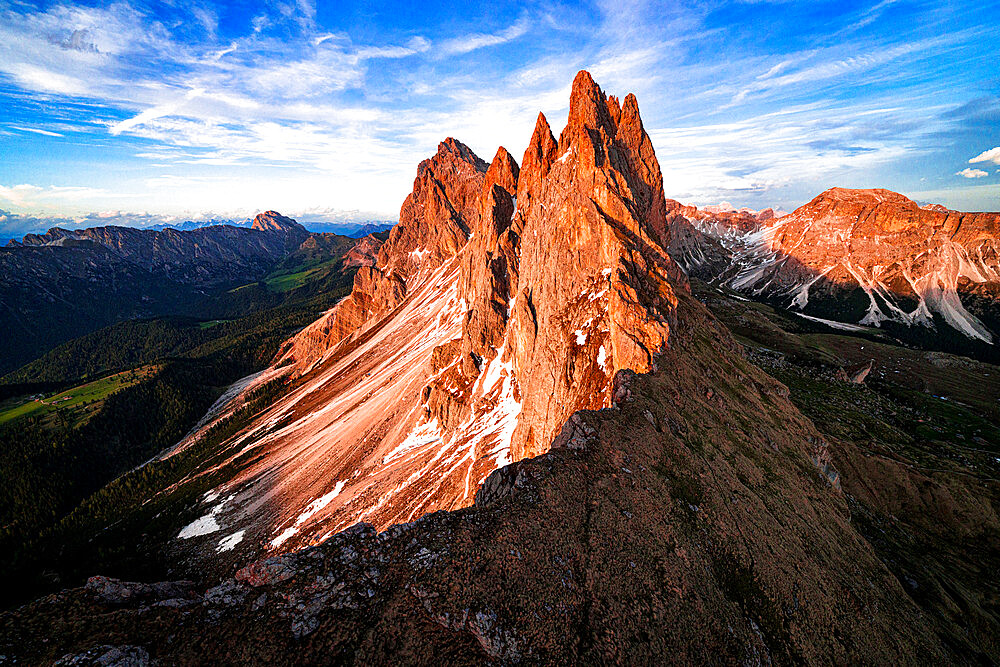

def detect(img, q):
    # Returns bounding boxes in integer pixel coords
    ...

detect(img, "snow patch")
[795,313,872,332]
[575,329,587,345]
[479,345,510,395]
[460,349,521,469]
[383,419,442,465]
[178,494,234,540]
[178,514,221,539]
[271,480,346,549]
[597,345,607,371]
[217,530,245,553]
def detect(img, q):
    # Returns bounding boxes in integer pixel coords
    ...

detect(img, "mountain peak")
[812,187,916,208]
[520,112,559,192]
[484,146,519,196]
[251,211,306,233]
[566,70,610,128]
[435,137,489,171]
[561,69,617,153]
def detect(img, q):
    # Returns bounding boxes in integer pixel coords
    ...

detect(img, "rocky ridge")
[671,188,1000,348]
[0,212,368,376]
[158,72,692,563]
[8,211,308,284]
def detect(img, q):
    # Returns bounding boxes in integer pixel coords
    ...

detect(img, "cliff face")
[160,72,691,562]
[670,188,1000,347]
[425,70,687,465]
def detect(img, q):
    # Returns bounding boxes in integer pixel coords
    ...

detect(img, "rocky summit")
[4,71,999,665]
[153,71,688,565]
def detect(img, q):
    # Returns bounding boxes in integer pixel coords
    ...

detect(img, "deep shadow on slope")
[0,239,366,609]
[3,287,986,664]
[696,279,1000,663]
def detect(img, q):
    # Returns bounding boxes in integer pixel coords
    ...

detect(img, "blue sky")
[1,0,998,238]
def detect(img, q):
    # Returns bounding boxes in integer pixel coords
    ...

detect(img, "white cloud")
[110,89,204,135]
[10,125,64,137]
[969,147,1000,165]
[956,168,989,178]
[0,183,137,210]
[6,64,90,95]
[0,184,44,207]
[439,18,529,55]
[756,59,794,80]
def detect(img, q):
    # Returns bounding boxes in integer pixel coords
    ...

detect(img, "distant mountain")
[148,217,395,238]
[144,218,241,232]
[668,188,1000,358]
[0,211,331,375]
[8,211,308,278]
[296,221,395,237]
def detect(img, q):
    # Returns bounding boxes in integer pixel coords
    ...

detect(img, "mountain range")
[669,188,1000,359]
[0,212,389,376]
[2,72,999,664]
[146,218,394,238]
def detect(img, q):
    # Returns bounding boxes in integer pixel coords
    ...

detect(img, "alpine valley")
[2,72,1000,665]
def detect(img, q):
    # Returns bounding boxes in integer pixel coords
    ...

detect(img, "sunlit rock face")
[669,187,1000,344]
[167,70,689,561]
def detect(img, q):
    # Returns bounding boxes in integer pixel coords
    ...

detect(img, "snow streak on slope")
[680,201,1000,343]
[167,255,530,556]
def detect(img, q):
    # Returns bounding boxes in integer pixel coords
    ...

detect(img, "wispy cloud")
[110,89,204,135]
[0,0,997,218]
[439,17,529,55]
[956,168,989,178]
[9,125,64,137]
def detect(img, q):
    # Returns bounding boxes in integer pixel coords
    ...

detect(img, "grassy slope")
[264,256,345,292]
[0,366,159,427]
[695,279,1000,661]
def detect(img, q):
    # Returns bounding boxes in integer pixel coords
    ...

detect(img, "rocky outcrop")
[161,72,693,561]
[342,233,384,268]
[498,71,687,460]
[425,70,692,459]
[250,210,305,234]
